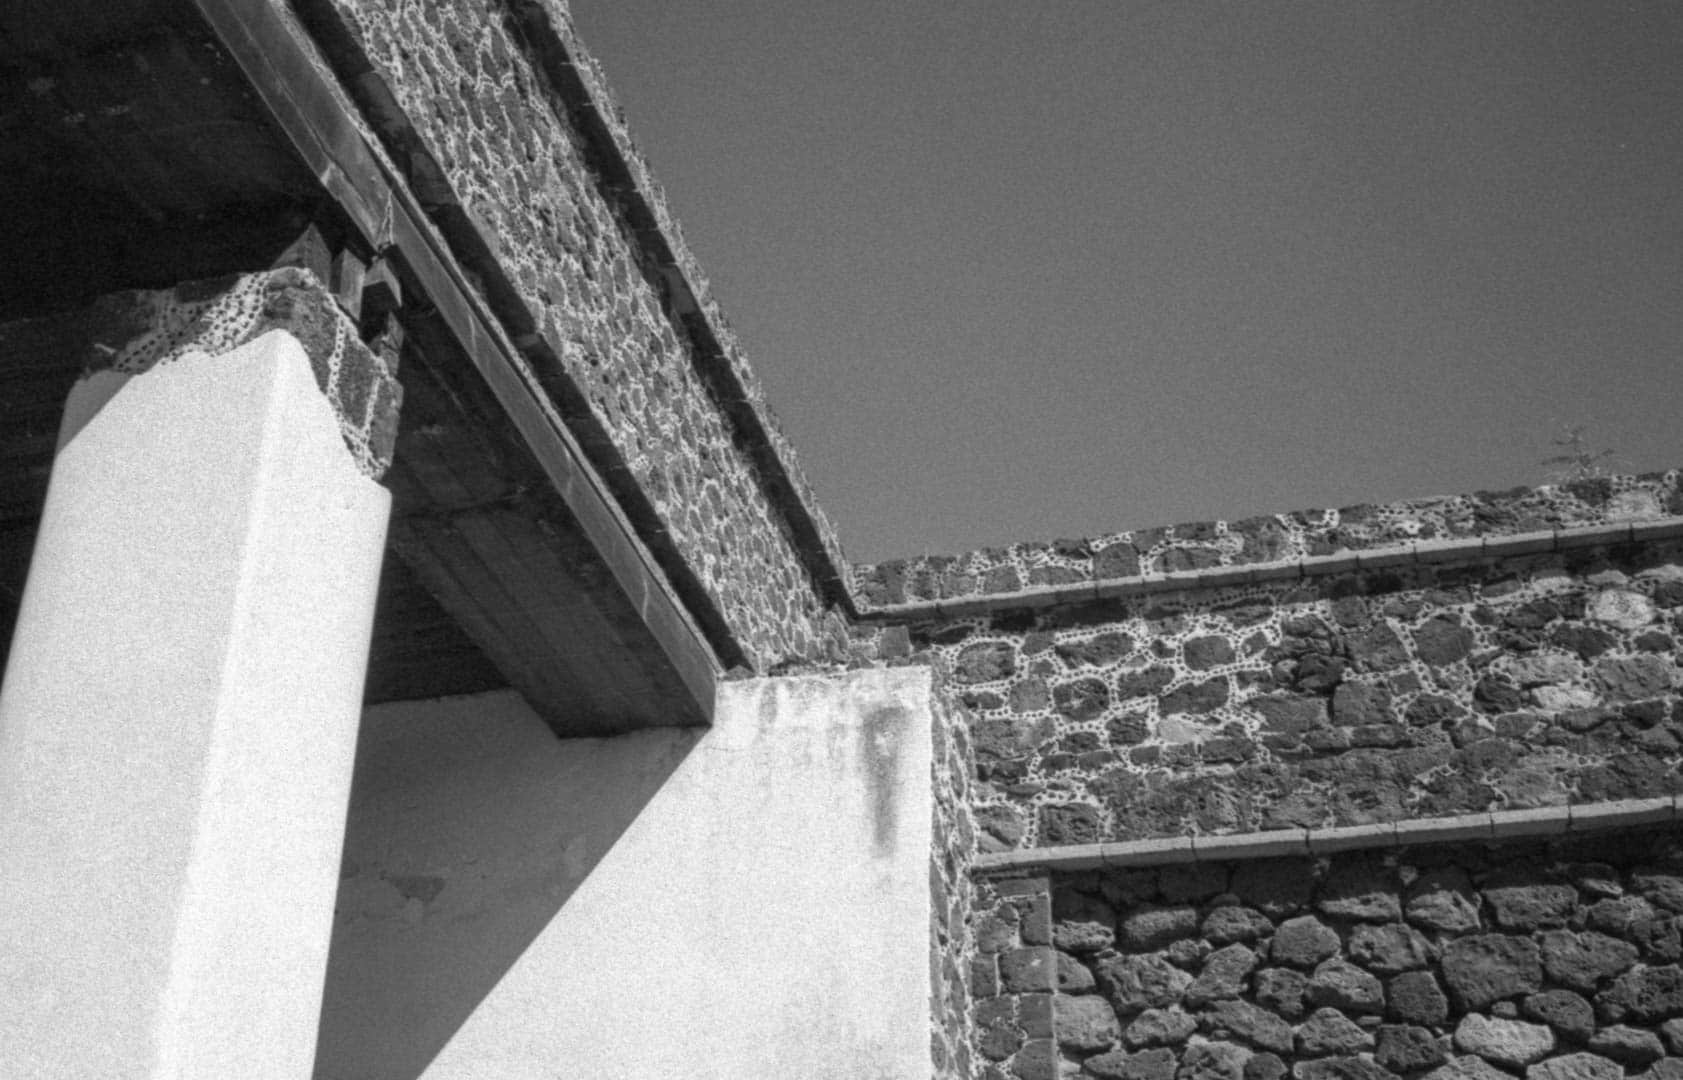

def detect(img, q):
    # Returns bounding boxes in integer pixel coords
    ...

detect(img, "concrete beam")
[0,330,390,1075]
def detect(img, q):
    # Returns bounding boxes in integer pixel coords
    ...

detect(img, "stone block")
[999,947,1056,993]
[1376,1025,1446,1072]
[1126,1008,1198,1048]
[1441,934,1542,1008]
[1057,993,1121,1053]
[1538,930,1638,994]
[1273,916,1343,969]
[1306,959,1385,1015]
[1203,999,1293,1054]
[1526,1053,1623,1080]
[1296,1007,1375,1056]
[1123,905,1202,951]
[1521,990,1595,1042]
[1453,1014,1555,1068]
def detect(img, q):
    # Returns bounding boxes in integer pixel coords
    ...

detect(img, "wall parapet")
[852,473,1683,613]
[860,520,1683,624]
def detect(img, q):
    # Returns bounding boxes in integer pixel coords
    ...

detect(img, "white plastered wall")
[315,668,935,1080]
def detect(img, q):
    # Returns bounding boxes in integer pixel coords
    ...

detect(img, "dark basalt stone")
[1056,631,1133,667]
[1441,934,1542,1009]
[1203,999,1293,1054]
[1414,615,1476,665]
[1523,990,1596,1042]
[1161,677,1230,716]
[1376,1025,1446,1072]
[1597,964,1683,1023]
[955,641,1017,683]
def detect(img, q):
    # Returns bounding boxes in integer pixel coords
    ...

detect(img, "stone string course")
[21,268,401,478]
[843,480,1683,852]
[976,827,1683,1080]
[317,0,850,671]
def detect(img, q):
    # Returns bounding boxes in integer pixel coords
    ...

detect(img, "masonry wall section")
[994,825,1683,1080]
[933,671,984,1078]
[848,478,1683,850]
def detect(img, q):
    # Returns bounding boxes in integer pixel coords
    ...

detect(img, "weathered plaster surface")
[319,669,938,1080]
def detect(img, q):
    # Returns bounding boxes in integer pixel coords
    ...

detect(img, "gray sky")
[569,1,1683,563]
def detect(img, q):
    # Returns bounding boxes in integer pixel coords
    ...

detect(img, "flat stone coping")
[973,796,1683,875]
[860,518,1683,621]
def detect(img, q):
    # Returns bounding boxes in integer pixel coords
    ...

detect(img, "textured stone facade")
[854,477,1683,611]
[311,0,849,671]
[973,874,1059,1080]
[846,484,1683,850]
[934,675,983,1078]
[998,826,1683,1080]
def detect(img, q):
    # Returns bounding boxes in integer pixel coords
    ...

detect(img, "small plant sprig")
[1541,423,1619,482]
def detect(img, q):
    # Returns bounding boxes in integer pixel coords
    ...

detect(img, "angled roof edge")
[500,0,856,615]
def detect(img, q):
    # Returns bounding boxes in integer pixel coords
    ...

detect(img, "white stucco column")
[0,329,391,1077]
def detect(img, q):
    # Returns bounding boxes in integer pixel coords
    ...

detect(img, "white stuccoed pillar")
[0,329,391,1077]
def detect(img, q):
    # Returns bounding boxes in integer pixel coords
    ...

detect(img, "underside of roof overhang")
[0,0,750,735]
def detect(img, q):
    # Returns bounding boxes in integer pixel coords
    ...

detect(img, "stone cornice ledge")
[861,518,1683,623]
[973,796,1682,876]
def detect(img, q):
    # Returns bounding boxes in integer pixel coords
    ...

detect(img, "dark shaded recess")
[361,554,505,705]
[381,318,709,732]
[1,0,719,729]
[0,9,325,320]
[316,712,702,1080]
[0,316,83,670]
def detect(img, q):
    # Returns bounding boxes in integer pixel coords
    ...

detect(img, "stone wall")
[986,825,1683,1080]
[934,675,983,1078]
[845,478,1683,851]
[854,477,1683,612]
[973,873,1059,1080]
[303,0,849,670]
